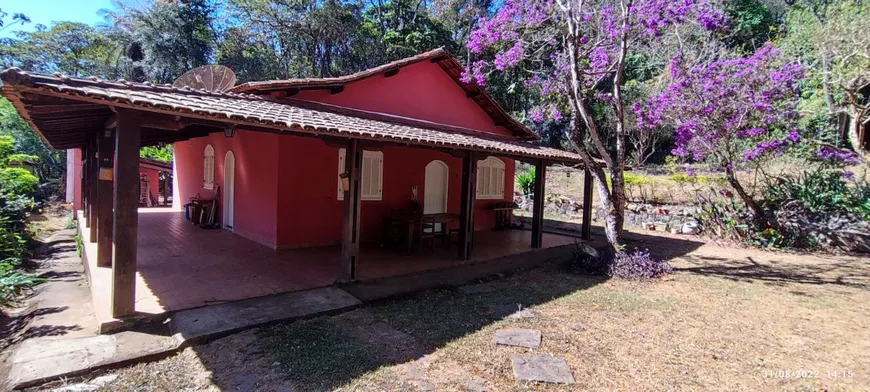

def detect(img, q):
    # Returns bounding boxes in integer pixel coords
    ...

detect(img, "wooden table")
[491,207,517,229]
[382,213,459,253]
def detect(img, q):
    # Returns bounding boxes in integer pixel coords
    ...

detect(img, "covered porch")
[1,67,594,322]
[79,208,578,325]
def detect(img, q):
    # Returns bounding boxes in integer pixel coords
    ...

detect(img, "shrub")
[515,166,535,195]
[569,243,673,280]
[608,249,674,280]
[0,167,39,197]
[0,271,42,306]
[0,135,41,305]
[668,173,728,187]
[0,211,35,306]
[763,168,870,219]
[696,194,752,243]
[623,172,651,185]
[568,242,608,275]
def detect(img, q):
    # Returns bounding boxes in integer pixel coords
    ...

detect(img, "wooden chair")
[419,215,437,250]
[382,208,407,247]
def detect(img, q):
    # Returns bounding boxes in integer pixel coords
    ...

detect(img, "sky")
[1,0,114,38]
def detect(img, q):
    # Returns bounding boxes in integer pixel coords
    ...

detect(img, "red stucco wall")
[294,62,513,138]
[71,149,82,210]
[139,167,160,203]
[274,137,514,248]
[174,130,280,247]
[153,62,521,249]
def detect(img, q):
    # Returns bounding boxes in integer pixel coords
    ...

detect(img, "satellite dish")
[172,65,237,92]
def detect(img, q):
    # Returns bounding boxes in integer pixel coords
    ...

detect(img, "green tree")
[0,22,120,78]
[216,26,284,83]
[0,99,65,186]
[0,8,30,34]
[723,0,781,53]
[102,0,218,83]
[140,145,174,163]
[362,0,458,61]
[779,0,870,159]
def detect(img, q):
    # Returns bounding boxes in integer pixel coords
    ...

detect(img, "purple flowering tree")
[464,0,725,247]
[634,44,804,222]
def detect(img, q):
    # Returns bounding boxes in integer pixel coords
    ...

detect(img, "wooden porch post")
[581,168,593,240]
[340,139,362,282]
[96,127,115,267]
[111,110,140,318]
[87,135,98,243]
[82,143,89,224]
[458,153,476,260]
[531,160,546,248]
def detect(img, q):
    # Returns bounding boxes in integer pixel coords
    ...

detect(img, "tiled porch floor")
[81,209,576,322]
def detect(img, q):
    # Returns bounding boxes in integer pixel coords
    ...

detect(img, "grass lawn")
[48,229,869,392]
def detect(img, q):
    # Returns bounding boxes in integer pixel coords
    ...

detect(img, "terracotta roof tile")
[230,48,539,140]
[0,68,584,164]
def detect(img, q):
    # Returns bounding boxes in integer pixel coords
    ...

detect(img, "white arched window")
[476,156,505,199]
[203,144,215,190]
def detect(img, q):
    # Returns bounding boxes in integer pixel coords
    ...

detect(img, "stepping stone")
[506,309,535,320]
[489,303,535,319]
[511,355,575,384]
[493,328,541,348]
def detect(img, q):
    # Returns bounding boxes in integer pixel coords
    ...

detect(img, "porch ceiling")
[0,67,585,165]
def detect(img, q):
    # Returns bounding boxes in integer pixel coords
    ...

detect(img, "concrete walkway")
[3,287,361,390]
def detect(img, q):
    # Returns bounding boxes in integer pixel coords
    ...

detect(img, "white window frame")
[337,149,383,201]
[203,144,215,190]
[475,156,505,200]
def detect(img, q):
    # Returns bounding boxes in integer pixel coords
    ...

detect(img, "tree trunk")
[724,165,772,228]
[846,107,870,162]
[558,0,628,250]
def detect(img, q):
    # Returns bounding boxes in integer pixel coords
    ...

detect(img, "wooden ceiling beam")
[27,104,108,114]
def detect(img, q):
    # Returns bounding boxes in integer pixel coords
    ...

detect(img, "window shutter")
[337,149,383,201]
[475,157,505,199]
[204,145,215,190]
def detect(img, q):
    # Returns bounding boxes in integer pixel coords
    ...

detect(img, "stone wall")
[516,194,699,233]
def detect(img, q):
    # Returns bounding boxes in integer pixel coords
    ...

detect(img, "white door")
[424,161,448,231]
[223,151,235,230]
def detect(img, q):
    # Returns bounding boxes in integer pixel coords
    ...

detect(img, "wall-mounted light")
[339,172,350,192]
[224,126,236,138]
[99,167,114,181]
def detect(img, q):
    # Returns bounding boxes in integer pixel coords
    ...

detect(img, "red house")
[2,49,592,326]
[66,154,173,208]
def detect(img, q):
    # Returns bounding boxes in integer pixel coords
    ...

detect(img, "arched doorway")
[424,160,449,229]
[223,151,235,230]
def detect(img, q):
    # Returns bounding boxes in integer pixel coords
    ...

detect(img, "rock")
[506,309,536,320]
[493,328,542,348]
[90,375,118,386]
[52,384,98,392]
[838,229,870,253]
[776,203,870,253]
[489,304,531,319]
[511,355,575,384]
[682,222,699,234]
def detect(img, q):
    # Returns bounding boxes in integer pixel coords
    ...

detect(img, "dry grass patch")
[45,231,870,391]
